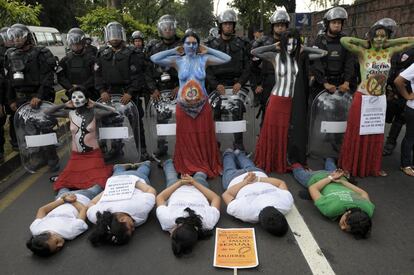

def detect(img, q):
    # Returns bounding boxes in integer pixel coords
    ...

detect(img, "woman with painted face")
[45,86,115,191]
[150,31,231,177]
[251,29,327,173]
[339,18,414,177]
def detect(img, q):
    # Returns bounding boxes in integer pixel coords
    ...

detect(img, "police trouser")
[132,95,147,151]
[386,97,406,145]
[0,112,5,154]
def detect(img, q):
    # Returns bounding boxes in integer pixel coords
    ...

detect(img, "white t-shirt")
[399,63,414,109]
[226,172,294,223]
[156,185,220,232]
[87,187,155,227]
[29,194,89,240]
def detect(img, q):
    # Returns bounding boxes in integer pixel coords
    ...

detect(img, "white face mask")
[71,91,87,108]
[287,38,297,54]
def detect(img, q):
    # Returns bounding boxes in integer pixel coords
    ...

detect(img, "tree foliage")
[182,0,215,36]
[0,0,42,26]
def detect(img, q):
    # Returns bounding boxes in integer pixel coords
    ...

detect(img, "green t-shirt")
[307,172,375,220]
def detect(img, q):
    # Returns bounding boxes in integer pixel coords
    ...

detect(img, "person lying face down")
[26,185,103,256]
[292,158,374,239]
[221,149,293,236]
[156,159,221,257]
[87,161,156,246]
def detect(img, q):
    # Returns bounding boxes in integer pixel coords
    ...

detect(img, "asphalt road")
[0,120,414,275]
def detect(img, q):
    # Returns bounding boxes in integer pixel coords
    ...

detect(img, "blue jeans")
[222,151,264,190]
[56,184,103,200]
[163,159,209,188]
[112,161,151,185]
[292,158,337,188]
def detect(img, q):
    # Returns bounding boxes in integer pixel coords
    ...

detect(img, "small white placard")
[360,95,386,135]
[320,121,347,133]
[215,121,246,133]
[99,127,129,140]
[157,124,177,136]
[100,177,135,202]
[25,133,58,148]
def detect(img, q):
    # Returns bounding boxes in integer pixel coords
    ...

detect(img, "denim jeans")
[56,184,103,200]
[222,151,264,190]
[163,159,209,188]
[112,161,151,184]
[292,157,337,188]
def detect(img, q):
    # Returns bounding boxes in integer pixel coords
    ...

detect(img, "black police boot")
[153,139,168,158]
[140,148,151,161]
[46,147,60,172]
[104,141,124,160]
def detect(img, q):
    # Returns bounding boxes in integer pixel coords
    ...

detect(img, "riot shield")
[308,90,353,158]
[14,101,69,173]
[146,89,177,160]
[209,86,256,152]
[96,94,141,163]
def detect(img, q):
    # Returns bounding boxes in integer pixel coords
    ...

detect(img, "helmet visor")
[7,27,29,41]
[105,25,126,42]
[67,33,85,46]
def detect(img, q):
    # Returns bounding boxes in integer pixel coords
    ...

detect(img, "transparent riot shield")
[14,101,69,173]
[209,86,256,152]
[308,90,353,158]
[146,89,177,160]
[96,94,141,163]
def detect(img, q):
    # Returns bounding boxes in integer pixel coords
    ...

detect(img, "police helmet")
[157,15,177,39]
[370,18,397,38]
[7,23,34,47]
[67,28,85,47]
[131,30,144,41]
[269,10,290,25]
[217,9,238,24]
[104,21,126,42]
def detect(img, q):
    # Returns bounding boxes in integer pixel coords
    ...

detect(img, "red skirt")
[255,95,292,173]
[174,103,222,178]
[53,149,113,190]
[338,92,384,177]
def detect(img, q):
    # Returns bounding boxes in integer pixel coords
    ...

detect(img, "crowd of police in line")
[0,6,412,258]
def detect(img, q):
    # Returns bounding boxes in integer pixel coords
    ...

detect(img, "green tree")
[0,0,42,26]
[182,0,215,36]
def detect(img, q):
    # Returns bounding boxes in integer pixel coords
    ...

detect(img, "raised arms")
[340,37,369,55]
[150,48,180,68]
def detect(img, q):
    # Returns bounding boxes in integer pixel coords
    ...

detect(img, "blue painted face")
[184,38,198,55]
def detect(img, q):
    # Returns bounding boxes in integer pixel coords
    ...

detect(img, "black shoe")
[140,151,151,161]
[104,148,124,160]
[382,142,396,156]
[233,143,245,151]
[153,145,168,158]
[48,163,60,172]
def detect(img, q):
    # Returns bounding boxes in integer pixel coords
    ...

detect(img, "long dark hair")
[171,207,213,257]
[368,25,391,47]
[26,233,54,257]
[88,211,131,246]
[346,208,372,239]
[67,85,90,101]
[279,29,302,64]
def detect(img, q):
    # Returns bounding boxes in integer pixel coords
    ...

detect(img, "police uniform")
[206,35,251,149]
[0,43,7,157]
[57,50,97,99]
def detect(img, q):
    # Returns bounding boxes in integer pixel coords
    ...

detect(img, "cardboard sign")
[100,176,136,202]
[99,127,129,140]
[214,228,258,269]
[25,133,58,148]
[360,95,386,135]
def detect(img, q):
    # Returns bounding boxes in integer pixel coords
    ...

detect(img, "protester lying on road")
[292,158,374,239]
[26,185,102,256]
[87,161,156,246]
[156,159,221,257]
[221,149,293,236]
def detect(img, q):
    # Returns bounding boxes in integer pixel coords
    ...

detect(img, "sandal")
[379,170,388,177]
[401,167,414,177]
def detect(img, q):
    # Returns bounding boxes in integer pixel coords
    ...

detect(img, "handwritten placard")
[100,176,135,202]
[360,95,386,135]
[213,228,258,269]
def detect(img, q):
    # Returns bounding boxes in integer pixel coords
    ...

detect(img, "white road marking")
[286,205,336,275]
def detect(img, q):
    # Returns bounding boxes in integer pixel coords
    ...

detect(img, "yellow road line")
[0,167,47,213]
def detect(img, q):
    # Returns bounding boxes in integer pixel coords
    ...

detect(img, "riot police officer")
[95,21,147,160]
[311,7,356,97]
[146,14,181,157]
[131,30,145,53]
[57,28,98,100]
[206,9,251,150]
[250,10,290,124]
[84,35,98,57]
[0,27,11,160]
[5,23,59,171]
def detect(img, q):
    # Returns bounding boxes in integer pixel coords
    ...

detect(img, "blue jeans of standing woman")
[163,159,209,188]
[292,158,337,188]
[112,161,151,185]
[222,151,264,190]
